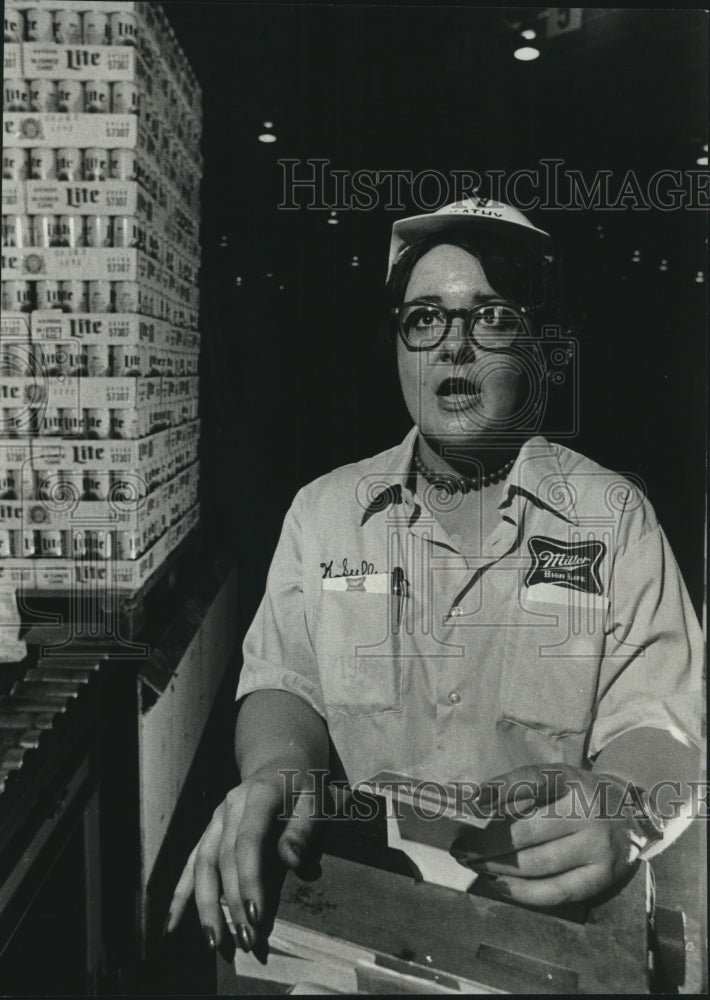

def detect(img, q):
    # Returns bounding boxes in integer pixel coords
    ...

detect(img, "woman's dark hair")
[388,232,551,307]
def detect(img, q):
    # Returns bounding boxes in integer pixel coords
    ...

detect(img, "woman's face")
[396,243,534,449]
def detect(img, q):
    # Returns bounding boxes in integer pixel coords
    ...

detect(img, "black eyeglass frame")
[392,299,534,352]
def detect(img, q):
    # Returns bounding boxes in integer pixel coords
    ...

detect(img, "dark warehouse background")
[165,3,707,624]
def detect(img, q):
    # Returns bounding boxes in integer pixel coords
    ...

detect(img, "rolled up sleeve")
[236,490,326,718]
[589,521,704,760]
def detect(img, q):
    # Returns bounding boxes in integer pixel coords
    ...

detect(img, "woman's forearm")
[235,689,329,780]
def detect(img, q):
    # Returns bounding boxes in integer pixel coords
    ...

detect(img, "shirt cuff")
[236,657,326,720]
[591,726,701,807]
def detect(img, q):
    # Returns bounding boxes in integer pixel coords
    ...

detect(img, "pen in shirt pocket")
[391,566,408,633]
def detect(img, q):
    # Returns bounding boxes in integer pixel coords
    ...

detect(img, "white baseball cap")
[387,197,554,280]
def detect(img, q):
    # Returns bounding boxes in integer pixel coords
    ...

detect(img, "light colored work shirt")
[236,428,703,788]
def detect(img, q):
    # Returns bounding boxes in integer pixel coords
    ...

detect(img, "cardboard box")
[25,180,159,219]
[6,501,200,591]
[31,430,161,465]
[30,297,198,335]
[3,113,138,149]
[0,562,35,588]
[30,313,199,361]
[0,312,31,341]
[167,501,198,550]
[22,43,143,81]
[1,375,160,409]
[0,377,35,408]
[33,311,163,344]
[29,551,148,591]
[1,250,199,308]
[0,443,34,502]
[0,315,31,387]
[2,477,197,558]
[30,322,199,378]
[0,492,162,532]
[1,377,197,433]
[5,0,203,115]
[3,246,151,281]
[7,0,148,9]
[4,43,22,79]
[2,179,25,214]
[1,381,194,438]
[7,456,198,537]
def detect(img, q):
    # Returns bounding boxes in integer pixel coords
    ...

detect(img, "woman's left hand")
[450,763,656,906]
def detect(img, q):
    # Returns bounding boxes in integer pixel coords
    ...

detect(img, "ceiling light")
[258,132,277,143]
[521,28,536,40]
[263,121,273,128]
[327,211,338,225]
[514,45,540,61]
[696,155,708,166]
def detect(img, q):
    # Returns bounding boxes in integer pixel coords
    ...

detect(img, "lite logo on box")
[525,536,606,595]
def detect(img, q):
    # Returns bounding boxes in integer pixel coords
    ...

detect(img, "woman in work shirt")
[167,199,703,957]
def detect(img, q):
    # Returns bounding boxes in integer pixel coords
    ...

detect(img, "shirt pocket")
[314,590,402,716]
[499,584,608,737]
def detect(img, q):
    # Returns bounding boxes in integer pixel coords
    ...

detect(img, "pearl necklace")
[413,448,515,493]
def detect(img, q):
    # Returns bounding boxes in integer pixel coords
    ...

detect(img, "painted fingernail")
[495,879,512,897]
[237,923,252,952]
[202,925,216,950]
[245,899,259,927]
[253,940,269,966]
[162,914,172,938]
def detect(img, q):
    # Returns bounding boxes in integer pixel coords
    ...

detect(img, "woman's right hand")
[165,769,322,957]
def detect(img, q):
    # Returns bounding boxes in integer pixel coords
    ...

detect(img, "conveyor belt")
[0,656,100,851]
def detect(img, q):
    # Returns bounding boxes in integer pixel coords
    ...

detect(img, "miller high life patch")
[525,536,605,596]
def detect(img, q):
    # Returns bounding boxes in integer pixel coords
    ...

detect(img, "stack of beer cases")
[1,2,201,592]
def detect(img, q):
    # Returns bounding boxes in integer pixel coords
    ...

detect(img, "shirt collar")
[502,435,579,525]
[359,427,418,526]
[360,428,579,526]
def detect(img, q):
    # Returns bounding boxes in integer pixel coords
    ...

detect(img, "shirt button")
[450,606,463,618]
[448,690,462,705]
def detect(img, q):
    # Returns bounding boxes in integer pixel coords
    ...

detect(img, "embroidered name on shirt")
[525,536,605,595]
[321,557,379,579]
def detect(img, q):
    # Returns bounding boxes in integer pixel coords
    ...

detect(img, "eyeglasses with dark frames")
[393,300,532,352]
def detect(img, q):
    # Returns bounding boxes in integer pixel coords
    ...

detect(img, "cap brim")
[388,213,554,279]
